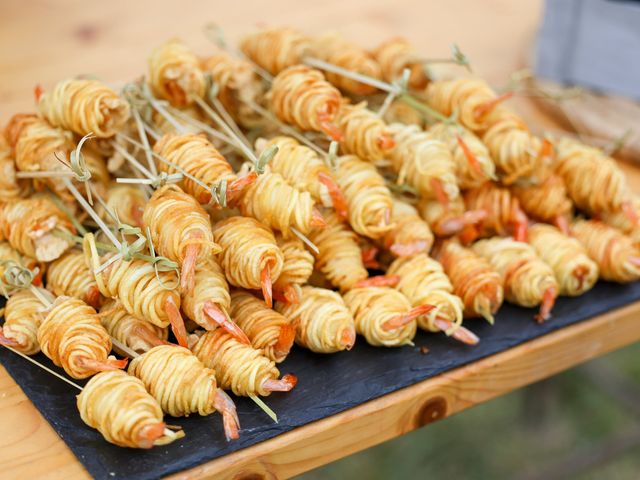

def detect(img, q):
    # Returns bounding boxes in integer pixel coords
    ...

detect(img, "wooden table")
[2,1,640,478]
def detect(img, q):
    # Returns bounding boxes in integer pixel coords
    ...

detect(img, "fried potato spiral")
[269,65,343,140]
[307,210,368,291]
[310,32,382,95]
[0,288,53,354]
[77,370,174,449]
[555,137,630,215]
[382,198,434,257]
[38,79,130,137]
[231,290,295,362]
[388,123,459,203]
[148,39,206,107]
[276,286,356,353]
[47,249,103,309]
[572,219,640,283]
[96,183,146,228]
[372,37,429,90]
[0,135,29,202]
[387,253,464,334]
[528,224,598,296]
[472,237,558,321]
[0,196,75,262]
[343,286,417,347]
[38,296,122,379]
[273,235,314,299]
[511,174,572,230]
[336,101,395,162]
[334,155,395,239]
[240,26,311,75]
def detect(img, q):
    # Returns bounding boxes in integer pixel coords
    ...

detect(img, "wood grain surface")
[1,1,638,479]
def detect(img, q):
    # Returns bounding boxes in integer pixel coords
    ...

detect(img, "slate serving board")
[2,280,640,480]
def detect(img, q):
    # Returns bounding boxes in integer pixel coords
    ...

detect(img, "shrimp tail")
[138,422,167,449]
[263,373,298,392]
[0,327,19,348]
[274,323,296,359]
[203,300,251,345]
[180,243,200,293]
[213,388,240,441]
[382,304,435,331]
[474,91,514,119]
[355,274,401,288]
[226,172,258,205]
[310,208,327,228]
[433,318,480,345]
[534,286,557,323]
[261,263,273,309]
[165,296,189,348]
[318,172,348,219]
[340,325,356,350]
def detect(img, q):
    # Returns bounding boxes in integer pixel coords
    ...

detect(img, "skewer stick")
[304,56,398,93]
[110,337,140,360]
[2,345,83,391]
[132,108,158,176]
[249,394,278,423]
[112,143,155,179]
[167,106,236,145]
[15,171,75,179]
[290,227,319,255]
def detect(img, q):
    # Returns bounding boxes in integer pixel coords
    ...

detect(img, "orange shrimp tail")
[628,256,640,268]
[86,286,103,310]
[513,210,529,242]
[76,356,129,372]
[622,201,639,225]
[137,422,167,449]
[274,323,296,359]
[317,110,344,141]
[538,138,554,162]
[318,172,348,219]
[458,224,480,245]
[554,215,570,235]
[390,240,428,257]
[282,284,300,304]
[0,327,19,348]
[203,300,251,345]
[430,178,449,207]
[376,132,396,151]
[34,84,44,102]
[213,388,240,441]
[263,373,298,392]
[226,172,258,205]
[180,243,200,294]
[382,304,435,331]
[261,263,273,309]
[433,318,480,345]
[361,245,380,269]
[165,296,189,348]
[355,274,401,288]
[130,205,144,228]
[572,265,589,291]
[534,286,557,323]
[438,210,486,237]
[456,135,483,174]
[132,325,171,348]
[340,326,356,350]
[474,91,514,119]
[310,208,327,228]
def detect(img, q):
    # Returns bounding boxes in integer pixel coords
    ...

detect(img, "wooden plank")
[171,301,640,480]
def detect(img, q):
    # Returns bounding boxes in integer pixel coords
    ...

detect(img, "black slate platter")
[2,280,640,480]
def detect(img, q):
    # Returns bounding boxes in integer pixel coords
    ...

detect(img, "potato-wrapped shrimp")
[372,37,429,90]
[336,101,395,162]
[213,216,284,307]
[5,113,74,199]
[528,224,598,296]
[77,370,179,448]
[417,195,487,238]
[334,155,394,239]
[47,249,103,309]
[424,78,506,132]
[240,26,311,75]
[192,329,297,396]
[428,122,496,189]
[239,169,326,237]
[438,241,503,324]
[200,52,265,128]
[572,219,640,283]
[272,235,314,304]
[382,198,434,257]
[481,109,551,185]
[38,296,127,379]
[276,286,356,353]
[181,257,249,344]
[601,196,640,246]
[343,286,432,347]
[129,345,239,440]
[96,182,146,228]
[98,300,168,355]
[511,174,573,233]
[472,237,558,322]
[37,79,130,137]
[143,184,218,293]
[555,137,632,217]
[231,290,295,362]
[0,135,29,202]
[388,123,459,205]
[154,133,256,205]
[0,196,75,262]
[148,39,205,107]
[269,65,343,140]
[310,32,382,95]
[0,288,53,354]
[83,232,188,348]
[463,182,528,241]
[255,136,347,217]
[388,253,478,343]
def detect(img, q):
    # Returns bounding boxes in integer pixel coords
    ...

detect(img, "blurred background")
[2,0,640,478]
